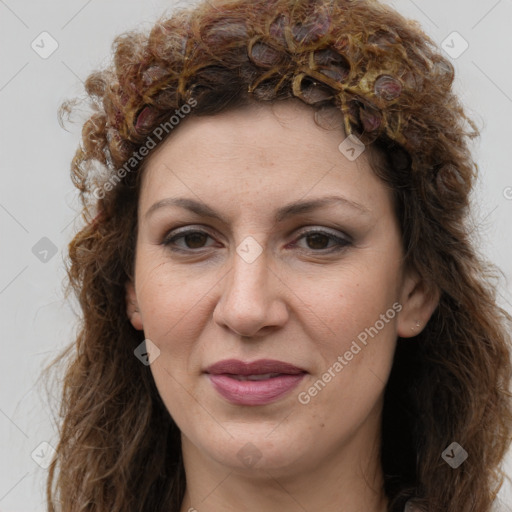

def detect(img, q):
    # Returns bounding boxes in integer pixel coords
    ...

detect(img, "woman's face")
[126,99,435,479]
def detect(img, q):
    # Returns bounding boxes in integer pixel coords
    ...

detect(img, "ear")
[125,280,144,331]
[396,268,440,338]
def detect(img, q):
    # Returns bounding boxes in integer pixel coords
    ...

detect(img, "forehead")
[144,99,344,168]
[137,99,391,218]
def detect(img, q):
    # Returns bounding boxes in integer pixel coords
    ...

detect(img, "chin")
[191,420,313,476]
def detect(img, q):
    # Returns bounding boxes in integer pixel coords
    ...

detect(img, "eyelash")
[161,227,352,254]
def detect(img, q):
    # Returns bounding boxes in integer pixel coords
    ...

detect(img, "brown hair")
[45,0,512,510]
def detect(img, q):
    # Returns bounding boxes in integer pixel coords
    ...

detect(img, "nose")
[212,244,289,338]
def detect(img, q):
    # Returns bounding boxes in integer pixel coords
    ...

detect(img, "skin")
[125,98,438,512]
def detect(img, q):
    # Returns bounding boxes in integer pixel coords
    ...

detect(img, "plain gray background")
[1,0,511,510]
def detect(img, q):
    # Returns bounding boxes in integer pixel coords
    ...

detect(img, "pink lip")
[205,359,307,406]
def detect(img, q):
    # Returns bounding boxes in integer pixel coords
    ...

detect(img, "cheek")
[293,280,399,443]
[289,253,401,421]
[149,359,217,442]
[294,254,401,353]
[136,255,214,350]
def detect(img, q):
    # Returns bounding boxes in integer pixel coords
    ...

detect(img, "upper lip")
[204,359,306,376]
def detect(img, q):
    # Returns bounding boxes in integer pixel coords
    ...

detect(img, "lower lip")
[208,373,306,406]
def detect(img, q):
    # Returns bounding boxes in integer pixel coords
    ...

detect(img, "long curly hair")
[45,0,512,510]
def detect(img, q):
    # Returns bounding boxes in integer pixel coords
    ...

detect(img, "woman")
[46,0,512,510]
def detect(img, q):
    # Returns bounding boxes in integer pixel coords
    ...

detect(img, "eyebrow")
[144,194,371,223]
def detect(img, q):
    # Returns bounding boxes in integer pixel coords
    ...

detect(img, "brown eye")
[163,229,215,252]
[162,227,351,255]
[293,229,351,253]
[182,232,209,249]
[305,232,330,250]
